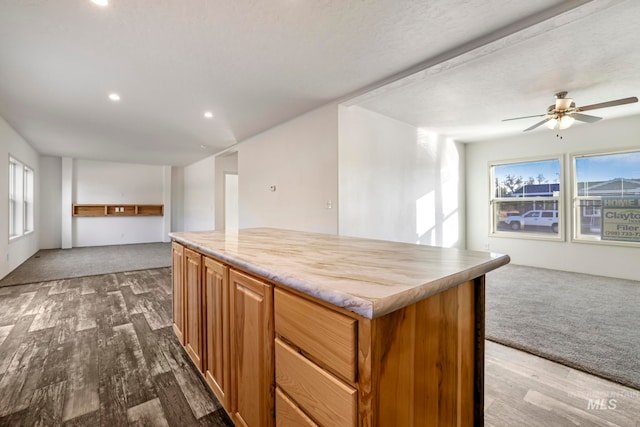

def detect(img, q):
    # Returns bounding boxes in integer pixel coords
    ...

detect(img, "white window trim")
[23,165,34,235]
[8,155,35,242]
[489,154,565,242]
[571,148,640,247]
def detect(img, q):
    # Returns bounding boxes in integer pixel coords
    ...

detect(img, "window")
[23,166,34,233]
[490,157,563,239]
[573,149,640,245]
[9,158,18,238]
[8,156,34,240]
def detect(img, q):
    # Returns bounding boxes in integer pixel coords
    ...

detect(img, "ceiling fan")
[503,91,638,132]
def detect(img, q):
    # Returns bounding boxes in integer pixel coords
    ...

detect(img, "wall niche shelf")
[72,204,164,217]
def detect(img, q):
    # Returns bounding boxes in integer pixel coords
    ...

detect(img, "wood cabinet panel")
[230,269,274,427]
[361,279,477,427]
[171,242,185,345]
[275,338,357,427]
[72,204,106,216]
[204,257,230,409]
[274,288,357,383]
[136,204,164,216]
[275,387,317,427]
[184,248,204,371]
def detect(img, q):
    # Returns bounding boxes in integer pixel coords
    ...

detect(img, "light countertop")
[170,228,510,319]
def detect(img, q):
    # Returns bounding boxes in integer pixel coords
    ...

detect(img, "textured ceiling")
[351,0,640,142]
[0,0,623,166]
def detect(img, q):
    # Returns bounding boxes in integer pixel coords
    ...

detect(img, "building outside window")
[573,150,640,245]
[490,157,563,239]
[8,156,34,239]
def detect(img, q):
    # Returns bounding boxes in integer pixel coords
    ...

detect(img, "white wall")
[171,166,184,232]
[339,106,466,248]
[39,156,62,249]
[72,159,165,247]
[162,166,172,242]
[61,157,73,248]
[215,152,238,230]
[0,116,40,279]
[238,103,338,234]
[183,155,216,231]
[466,114,640,281]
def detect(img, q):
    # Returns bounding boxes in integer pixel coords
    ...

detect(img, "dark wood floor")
[1,269,639,426]
[0,269,232,426]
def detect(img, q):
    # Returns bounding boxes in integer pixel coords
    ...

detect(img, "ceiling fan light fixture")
[555,98,573,111]
[545,115,574,130]
[504,91,637,133]
[558,115,575,129]
[545,118,558,130]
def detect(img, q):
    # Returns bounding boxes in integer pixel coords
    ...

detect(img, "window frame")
[571,148,640,247]
[23,165,34,234]
[8,155,34,241]
[8,157,18,239]
[489,155,565,241]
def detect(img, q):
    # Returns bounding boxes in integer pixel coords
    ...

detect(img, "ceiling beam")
[341,0,619,107]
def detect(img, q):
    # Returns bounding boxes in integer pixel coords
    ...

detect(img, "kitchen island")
[170,228,510,427]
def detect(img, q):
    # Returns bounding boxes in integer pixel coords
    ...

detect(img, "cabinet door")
[204,257,230,409]
[172,242,185,344]
[230,269,274,427]
[184,248,204,371]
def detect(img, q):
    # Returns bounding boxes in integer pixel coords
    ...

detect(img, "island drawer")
[275,338,357,427]
[274,288,357,382]
[276,387,318,427]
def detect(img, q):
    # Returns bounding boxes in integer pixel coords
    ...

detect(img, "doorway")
[224,173,239,230]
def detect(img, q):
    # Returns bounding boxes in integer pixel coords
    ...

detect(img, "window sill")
[490,230,565,242]
[8,230,34,243]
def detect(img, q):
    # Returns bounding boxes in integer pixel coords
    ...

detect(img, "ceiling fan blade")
[571,113,602,123]
[502,114,545,122]
[523,117,552,132]
[576,96,638,112]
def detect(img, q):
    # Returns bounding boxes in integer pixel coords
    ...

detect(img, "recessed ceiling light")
[91,0,109,6]
[200,145,208,149]
[204,111,214,119]
[108,93,120,102]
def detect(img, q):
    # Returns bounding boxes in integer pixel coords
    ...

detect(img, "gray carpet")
[486,264,640,390]
[0,242,171,287]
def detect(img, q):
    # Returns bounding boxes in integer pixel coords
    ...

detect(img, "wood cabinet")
[229,269,274,427]
[274,288,357,383]
[72,203,164,216]
[203,256,230,409]
[274,289,357,427]
[275,388,317,427]
[171,242,185,344]
[358,279,480,426]
[172,242,274,426]
[275,338,357,426]
[275,283,480,427]
[184,248,204,371]
[172,240,483,427]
